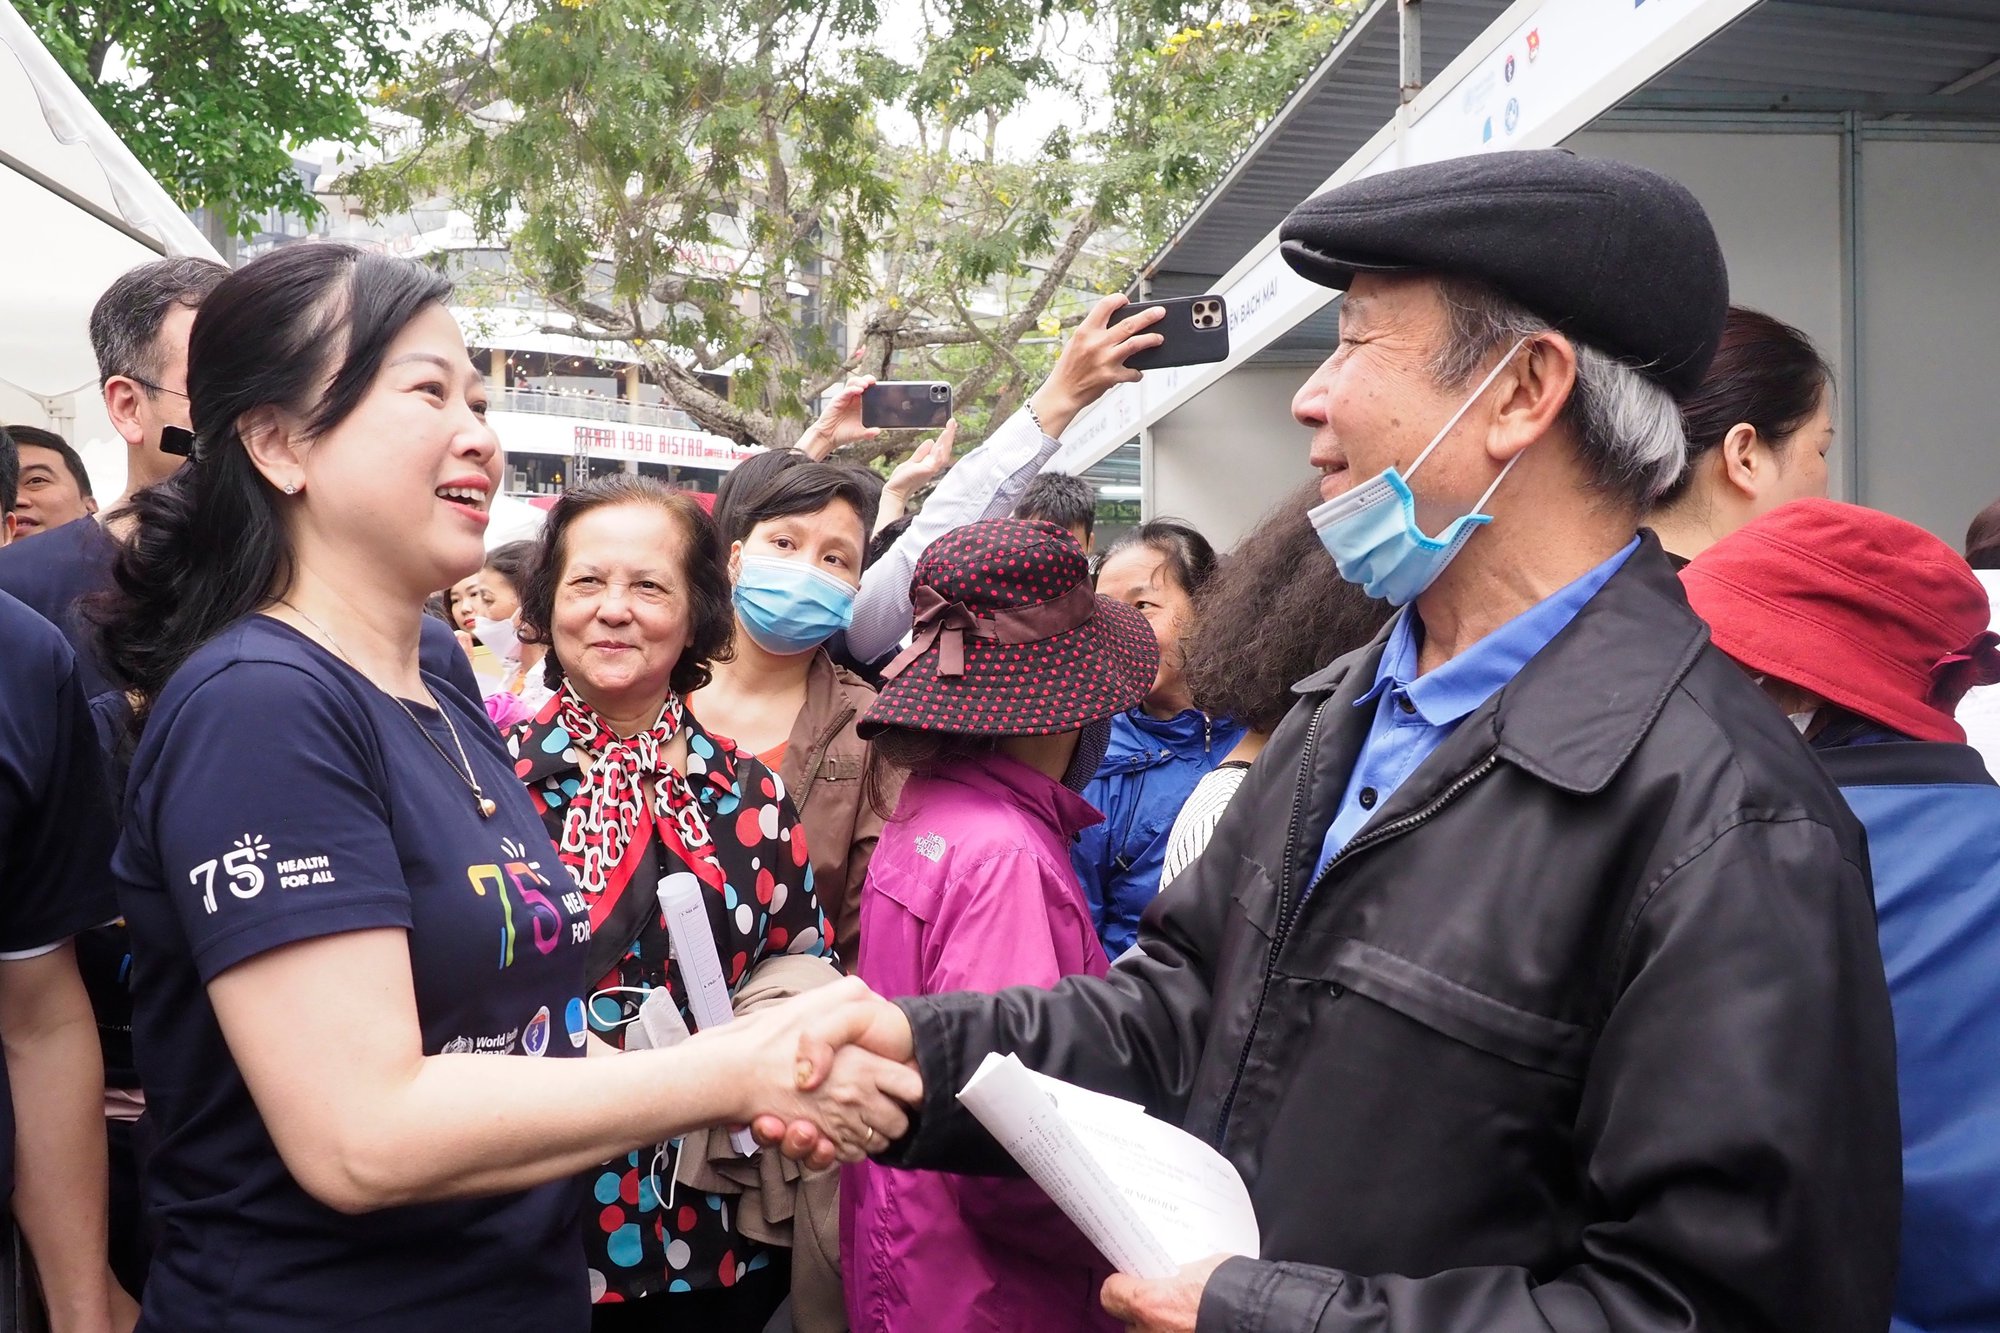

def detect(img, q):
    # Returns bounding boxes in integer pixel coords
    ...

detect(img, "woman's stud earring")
[283,482,298,495]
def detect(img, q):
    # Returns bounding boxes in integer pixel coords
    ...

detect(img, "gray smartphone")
[861,381,953,430]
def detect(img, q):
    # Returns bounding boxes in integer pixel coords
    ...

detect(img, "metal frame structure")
[1056,0,2000,544]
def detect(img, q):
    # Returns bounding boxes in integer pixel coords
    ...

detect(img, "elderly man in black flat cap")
[775,150,1901,1333]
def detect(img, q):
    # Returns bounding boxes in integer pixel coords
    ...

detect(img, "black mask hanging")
[1061,716,1113,794]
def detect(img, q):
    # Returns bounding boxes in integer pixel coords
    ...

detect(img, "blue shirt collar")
[1356,538,1640,726]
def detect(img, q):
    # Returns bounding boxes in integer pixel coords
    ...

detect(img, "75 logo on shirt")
[189,834,272,914]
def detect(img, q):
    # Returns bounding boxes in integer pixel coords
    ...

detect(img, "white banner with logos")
[1051,0,1758,476]
[489,409,762,473]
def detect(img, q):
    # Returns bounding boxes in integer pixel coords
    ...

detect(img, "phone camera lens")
[931,385,948,400]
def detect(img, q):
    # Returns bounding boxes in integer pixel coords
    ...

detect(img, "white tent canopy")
[0,0,220,487]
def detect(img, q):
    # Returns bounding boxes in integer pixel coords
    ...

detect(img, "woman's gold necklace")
[276,600,498,818]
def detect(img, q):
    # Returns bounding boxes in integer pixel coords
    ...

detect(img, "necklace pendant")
[478,795,498,818]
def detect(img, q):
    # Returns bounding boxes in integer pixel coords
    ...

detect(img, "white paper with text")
[659,871,756,1156]
[956,1052,1259,1279]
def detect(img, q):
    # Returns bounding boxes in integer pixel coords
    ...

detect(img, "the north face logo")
[914,832,947,862]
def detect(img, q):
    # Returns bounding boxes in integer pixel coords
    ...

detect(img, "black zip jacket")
[887,535,1901,1332]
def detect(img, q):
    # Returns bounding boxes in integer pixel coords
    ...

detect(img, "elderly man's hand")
[1100,1255,1230,1333]
[747,982,920,1164]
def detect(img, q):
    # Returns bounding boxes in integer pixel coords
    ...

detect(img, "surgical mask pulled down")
[1308,338,1531,606]
[733,554,858,656]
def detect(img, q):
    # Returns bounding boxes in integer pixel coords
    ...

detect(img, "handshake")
[714,976,926,1171]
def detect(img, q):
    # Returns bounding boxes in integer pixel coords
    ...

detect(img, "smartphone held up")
[1117,295,1230,372]
[862,381,954,431]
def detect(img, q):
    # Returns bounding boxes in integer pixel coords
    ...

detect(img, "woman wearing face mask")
[469,540,552,724]
[504,475,838,1331]
[844,517,1158,1333]
[691,460,886,966]
[444,572,506,696]
[91,244,919,1333]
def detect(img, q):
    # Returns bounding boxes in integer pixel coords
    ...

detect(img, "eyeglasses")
[123,375,189,400]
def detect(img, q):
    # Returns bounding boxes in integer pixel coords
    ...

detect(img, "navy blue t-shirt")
[0,515,120,697]
[115,615,593,1331]
[0,591,121,1200]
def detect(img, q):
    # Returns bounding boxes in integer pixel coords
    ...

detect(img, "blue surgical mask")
[1307,338,1530,606]
[733,554,857,656]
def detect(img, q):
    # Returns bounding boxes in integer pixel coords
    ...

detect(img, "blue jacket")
[1071,706,1243,957]
[1821,739,2000,1333]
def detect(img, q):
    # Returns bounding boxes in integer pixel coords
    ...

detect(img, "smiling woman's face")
[550,501,693,717]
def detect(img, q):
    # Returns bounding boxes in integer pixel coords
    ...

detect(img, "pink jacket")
[842,752,1118,1333]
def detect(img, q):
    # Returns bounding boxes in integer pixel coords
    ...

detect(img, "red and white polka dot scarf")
[555,685,726,912]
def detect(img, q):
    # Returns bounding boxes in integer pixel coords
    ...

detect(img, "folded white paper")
[659,870,756,1156]
[956,1051,1259,1279]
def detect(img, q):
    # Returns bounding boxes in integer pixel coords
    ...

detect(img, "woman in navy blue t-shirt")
[94,244,919,1333]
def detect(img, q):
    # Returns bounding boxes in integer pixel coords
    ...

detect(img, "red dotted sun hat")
[860,518,1160,738]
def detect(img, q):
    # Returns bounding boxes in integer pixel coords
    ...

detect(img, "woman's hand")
[876,421,959,533]
[711,978,922,1167]
[796,377,880,460]
[1029,295,1168,440]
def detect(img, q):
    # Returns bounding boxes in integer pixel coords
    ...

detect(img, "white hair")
[1428,277,1687,508]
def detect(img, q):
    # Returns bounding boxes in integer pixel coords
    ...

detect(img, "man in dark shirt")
[5,425,96,538]
[0,257,227,694]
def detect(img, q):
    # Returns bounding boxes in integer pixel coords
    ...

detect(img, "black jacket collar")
[1817,739,1998,789]
[1293,533,1708,796]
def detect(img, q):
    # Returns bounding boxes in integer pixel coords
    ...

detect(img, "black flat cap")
[1279,149,1727,399]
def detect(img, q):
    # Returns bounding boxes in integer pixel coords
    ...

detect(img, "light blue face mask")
[733,553,857,656]
[1307,338,1531,606]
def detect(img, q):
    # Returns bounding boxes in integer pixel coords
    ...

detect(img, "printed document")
[956,1052,1259,1279]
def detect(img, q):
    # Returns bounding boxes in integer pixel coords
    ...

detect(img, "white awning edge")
[0,0,220,260]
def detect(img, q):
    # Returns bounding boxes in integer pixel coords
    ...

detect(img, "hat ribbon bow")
[882,580,1097,681]
[1930,629,2000,710]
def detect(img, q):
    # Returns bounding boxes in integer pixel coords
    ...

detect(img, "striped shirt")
[1157,761,1253,891]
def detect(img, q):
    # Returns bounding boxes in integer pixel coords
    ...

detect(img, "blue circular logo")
[1504,98,1521,134]
[1504,54,1516,82]
[566,996,588,1048]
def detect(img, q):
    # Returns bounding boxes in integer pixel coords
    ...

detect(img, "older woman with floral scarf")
[506,474,834,1333]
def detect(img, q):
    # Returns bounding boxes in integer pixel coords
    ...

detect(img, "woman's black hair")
[710,449,801,544]
[1656,306,1834,508]
[1966,495,2000,570]
[717,457,880,548]
[1180,482,1393,734]
[861,725,994,821]
[515,474,735,698]
[1096,518,1220,598]
[479,540,538,596]
[866,514,912,571]
[94,243,453,705]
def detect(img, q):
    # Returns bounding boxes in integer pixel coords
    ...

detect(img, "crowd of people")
[0,145,1997,1333]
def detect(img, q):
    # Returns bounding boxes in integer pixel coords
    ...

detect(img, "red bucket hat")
[860,518,1159,739]
[1680,498,2000,744]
